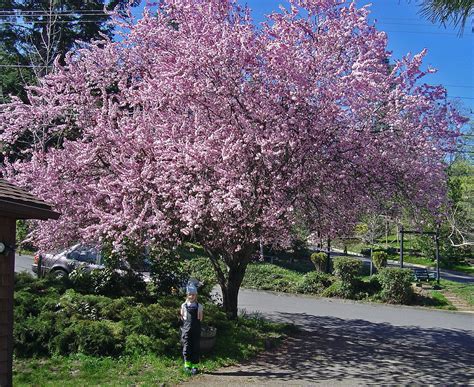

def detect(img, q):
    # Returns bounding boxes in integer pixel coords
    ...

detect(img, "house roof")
[0,179,60,220]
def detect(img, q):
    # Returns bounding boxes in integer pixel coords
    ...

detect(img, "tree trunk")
[220,260,248,319]
[205,246,253,319]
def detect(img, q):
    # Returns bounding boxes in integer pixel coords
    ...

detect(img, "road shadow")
[207,313,474,385]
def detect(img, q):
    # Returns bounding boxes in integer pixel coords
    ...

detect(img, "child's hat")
[186,284,198,294]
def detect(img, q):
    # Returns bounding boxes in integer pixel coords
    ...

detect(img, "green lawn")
[440,280,474,307]
[242,262,304,293]
[442,264,474,275]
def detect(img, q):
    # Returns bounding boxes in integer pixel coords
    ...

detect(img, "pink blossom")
[0,0,465,258]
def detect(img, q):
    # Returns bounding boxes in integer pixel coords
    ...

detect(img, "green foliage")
[242,263,300,293]
[290,237,310,260]
[183,257,218,296]
[321,281,345,298]
[54,320,125,356]
[378,268,414,304]
[149,248,187,296]
[100,238,148,271]
[68,267,147,298]
[295,271,334,294]
[15,220,32,249]
[13,316,292,387]
[310,252,328,272]
[124,333,158,356]
[420,0,473,33]
[0,47,35,103]
[332,257,363,298]
[363,275,382,295]
[333,257,362,284]
[13,272,292,370]
[372,251,388,270]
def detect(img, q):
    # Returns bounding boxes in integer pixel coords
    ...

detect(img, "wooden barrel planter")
[180,325,217,353]
[200,326,217,353]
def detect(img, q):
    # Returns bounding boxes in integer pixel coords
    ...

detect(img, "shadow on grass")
[413,292,455,309]
[206,313,474,385]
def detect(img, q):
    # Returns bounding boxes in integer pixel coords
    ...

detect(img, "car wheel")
[52,269,69,278]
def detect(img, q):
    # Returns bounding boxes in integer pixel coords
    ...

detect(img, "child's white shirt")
[180,301,204,321]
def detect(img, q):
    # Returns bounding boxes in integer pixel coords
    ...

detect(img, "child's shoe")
[184,361,192,373]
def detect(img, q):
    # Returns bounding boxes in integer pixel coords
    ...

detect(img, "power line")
[445,85,474,89]
[0,9,110,14]
[384,29,461,36]
[0,12,110,18]
[447,96,474,100]
[0,64,52,68]
[0,20,109,24]
[0,21,465,36]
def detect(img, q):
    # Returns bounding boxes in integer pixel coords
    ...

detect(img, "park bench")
[413,268,437,282]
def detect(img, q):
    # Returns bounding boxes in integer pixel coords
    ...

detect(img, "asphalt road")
[234,288,474,331]
[14,253,34,274]
[187,288,474,386]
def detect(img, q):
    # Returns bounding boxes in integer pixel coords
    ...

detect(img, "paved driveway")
[14,253,34,275]
[183,289,474,386]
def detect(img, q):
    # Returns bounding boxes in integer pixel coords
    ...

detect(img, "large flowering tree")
[0,0,464,317]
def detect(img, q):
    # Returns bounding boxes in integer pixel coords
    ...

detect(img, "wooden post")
[435,225,440,285]
[370,247,373,276]
[326,238,331,273]
[399,225,404,269]
[0,217,16,387]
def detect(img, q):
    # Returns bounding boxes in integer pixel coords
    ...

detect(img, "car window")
[70,247,98,264]
[67,250,80,260]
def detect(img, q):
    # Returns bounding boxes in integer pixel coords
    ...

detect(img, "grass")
[388,254,435,267]
[441,263,474,275]
[14,313,294,386]
[412,280,474,311]
[242,262,304,293]
[440,280,474,307]
[14,354,183,386]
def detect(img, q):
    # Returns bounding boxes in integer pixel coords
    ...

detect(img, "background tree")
[0,0,466,318]
[419,0,474,33]
[0,0,139,102]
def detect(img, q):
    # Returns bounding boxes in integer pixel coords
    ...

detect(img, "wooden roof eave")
[0,199,61,220]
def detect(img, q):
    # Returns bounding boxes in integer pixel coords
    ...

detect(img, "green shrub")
[333,257,362,284]
[149,248,187,296]
[14,312,59,357]
[54,320,124,356]
[378,268,414,304]
[184,257,218,296]
[372,251,388,271]
[310,252,328,273]
[124,333,163,356]
[291,238,310,260]
[362,275,382,295]
[242,263,300,293]
[296,271,333,294]
[321,281,345,298]
[69,267,147,298]
[332,257,362,298]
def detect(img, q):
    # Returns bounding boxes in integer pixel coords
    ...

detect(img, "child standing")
[180,284,203,375]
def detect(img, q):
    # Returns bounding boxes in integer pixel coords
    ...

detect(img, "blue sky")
[132,1,473,115]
